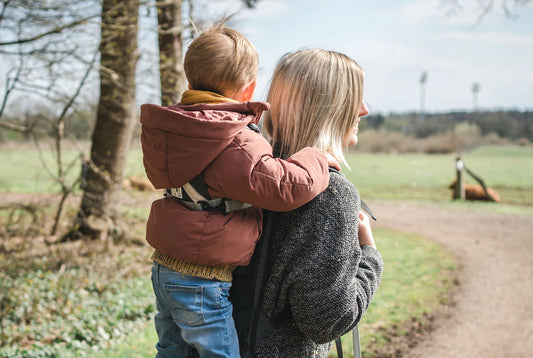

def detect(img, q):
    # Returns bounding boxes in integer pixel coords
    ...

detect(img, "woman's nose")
[359,101,369,117]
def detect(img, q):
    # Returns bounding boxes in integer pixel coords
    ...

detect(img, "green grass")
[344,145,533,206]
[93,322,157,358]
[0,149,80,193]
[0,147,146,194]
[2,145,532,208]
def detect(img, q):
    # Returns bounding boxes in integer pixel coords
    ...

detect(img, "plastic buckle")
[199,200,227,215]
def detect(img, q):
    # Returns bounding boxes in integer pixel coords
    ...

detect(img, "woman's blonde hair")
[184,23,258,97]
[263,49,364,167]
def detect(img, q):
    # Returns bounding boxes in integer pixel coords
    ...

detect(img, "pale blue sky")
[198,0,533,114]
[2,1,532,116]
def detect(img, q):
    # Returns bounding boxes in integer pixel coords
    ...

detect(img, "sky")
[191,0,533,115]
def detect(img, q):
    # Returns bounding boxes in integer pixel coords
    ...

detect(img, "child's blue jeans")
[151,262,240,358]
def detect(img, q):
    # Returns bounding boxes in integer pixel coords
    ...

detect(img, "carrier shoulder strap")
[188,173,212,200]
[249,209,277,356]
[353,325,362,358]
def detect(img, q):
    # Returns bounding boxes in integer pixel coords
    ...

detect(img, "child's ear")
[188,83,192,90]
[240,81,256,102]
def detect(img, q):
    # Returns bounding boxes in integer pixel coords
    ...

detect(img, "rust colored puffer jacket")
[140,91,329,267]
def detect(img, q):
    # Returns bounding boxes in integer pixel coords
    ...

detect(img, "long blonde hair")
[263,49,364,166]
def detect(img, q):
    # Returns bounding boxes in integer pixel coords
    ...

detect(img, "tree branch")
[0,0,12,23]
[54,49,97,182]
[0,120,28,132]
[0,14,98,46]
[0,52,23,120]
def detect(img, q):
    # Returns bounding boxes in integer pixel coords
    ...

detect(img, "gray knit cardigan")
[255,170,384,357]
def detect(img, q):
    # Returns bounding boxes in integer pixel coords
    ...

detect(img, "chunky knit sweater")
[255,170,384,357]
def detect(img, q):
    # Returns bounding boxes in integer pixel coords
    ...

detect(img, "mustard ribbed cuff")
[151,250,235,282]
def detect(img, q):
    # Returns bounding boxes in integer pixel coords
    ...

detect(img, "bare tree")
[156,0,187,105]
[74,0,140,241]
[441,0,532,22]
[0,0,100,236]
[0,0,100,121]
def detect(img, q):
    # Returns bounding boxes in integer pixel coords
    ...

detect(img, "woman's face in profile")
[345,101,369,147]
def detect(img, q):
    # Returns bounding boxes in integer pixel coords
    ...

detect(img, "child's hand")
[358,211,376,248]
[326,152,341,170]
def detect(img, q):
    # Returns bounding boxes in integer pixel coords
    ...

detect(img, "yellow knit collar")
[180,90,239,105]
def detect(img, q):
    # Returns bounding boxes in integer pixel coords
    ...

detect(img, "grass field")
[2,144,531,207]
[344,145,533,207]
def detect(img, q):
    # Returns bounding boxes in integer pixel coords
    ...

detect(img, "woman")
[256,49,384,357]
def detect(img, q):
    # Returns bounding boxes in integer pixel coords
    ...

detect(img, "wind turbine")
[472,82,480,112]
[419,71,427,120]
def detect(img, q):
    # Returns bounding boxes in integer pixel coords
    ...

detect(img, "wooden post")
[454,156,465,200]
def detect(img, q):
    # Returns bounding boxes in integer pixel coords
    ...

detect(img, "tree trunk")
[76,0,139,240]
[156,0,187,106]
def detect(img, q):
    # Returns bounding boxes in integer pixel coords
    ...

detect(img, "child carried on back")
[140,23,331,357]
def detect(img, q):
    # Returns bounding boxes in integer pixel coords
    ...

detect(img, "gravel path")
[371,202,533,358]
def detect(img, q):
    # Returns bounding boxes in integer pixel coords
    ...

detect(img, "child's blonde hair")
[263,49,364,167]
[184,23,258,97]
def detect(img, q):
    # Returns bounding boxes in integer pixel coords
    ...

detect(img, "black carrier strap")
[188,173,212,200]
[247,122,261,133]
[231,210,278,358]
[248,210,276,354]
[360,199,377,221]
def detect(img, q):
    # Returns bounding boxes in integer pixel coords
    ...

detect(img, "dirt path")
[371,202,533,358]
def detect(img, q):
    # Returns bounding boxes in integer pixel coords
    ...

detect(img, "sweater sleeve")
[283,175,383,344]
[205,130,330,212]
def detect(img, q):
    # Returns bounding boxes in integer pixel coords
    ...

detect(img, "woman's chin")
[347,134,358,147]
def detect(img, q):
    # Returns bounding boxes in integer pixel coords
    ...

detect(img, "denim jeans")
[151,262,240,358]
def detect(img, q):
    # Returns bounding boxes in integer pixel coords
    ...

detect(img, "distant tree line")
[363,110,533,142]
[2,109,532,144]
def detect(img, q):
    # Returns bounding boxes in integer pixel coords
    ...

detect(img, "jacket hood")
[140,92,270,189]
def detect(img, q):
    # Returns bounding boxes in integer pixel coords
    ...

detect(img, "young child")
[140,24,331,357]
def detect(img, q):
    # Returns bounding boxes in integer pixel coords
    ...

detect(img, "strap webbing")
[166,173,251,214]
[360,200,377,221]
[335,325,362,358]
[353,325,362,358]
[249,210,276,356]
[335,338,343,358]
[188,173,211,200]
